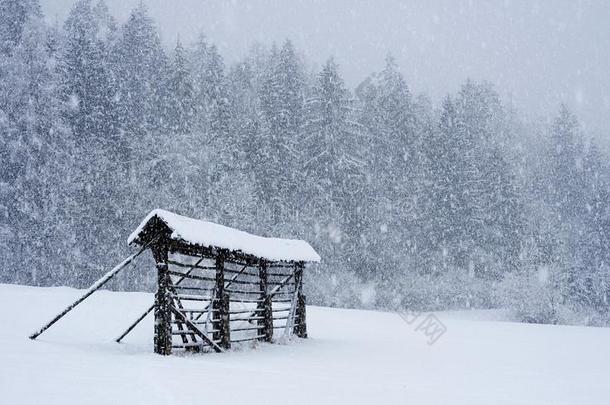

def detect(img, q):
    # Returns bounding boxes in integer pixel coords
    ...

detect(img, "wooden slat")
[229,308,264,314]
[191,263,250,323]
[173,319,218,325]
[267,272,294,278]
[171,341,221,349]
[230,316,264,322]
[172,329,219,335]
[172,285,214,292]
[230,298,265,304]
[231,325,261,332]
[231,335,265,343]
[168,270,216,282]
[168,260,216,270]
[170,294,211,301]
[172,343,205,349]
[225,288,262,295]
[223,268,259,277]
[179,308,211,313]
[222,278,260,286]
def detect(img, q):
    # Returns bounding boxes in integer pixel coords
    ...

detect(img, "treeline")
[1,0,608,325]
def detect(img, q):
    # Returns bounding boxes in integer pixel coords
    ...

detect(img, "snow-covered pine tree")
[186,34,256,232]
[421,95,466,273]
[91,0,122,155]
[0,6,71,285]
[547,104,586,221]
[167,39,195,134]
[422,81,522,284]
[0,0,42,55]
[456,81,523,279]
[257,40,306,224]
[573,140,610,319]
[56,0,126,287]
[226,59,259,163]
[60,0,115,145]
[112,3,168,142]
[189,35,231,139]
[301,58,367,277]
[541,106,588,307]
[356,56,424,283]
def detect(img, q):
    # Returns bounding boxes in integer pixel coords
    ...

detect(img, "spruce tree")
[60,0,114,145]
[167,39,195,134]
[547,104,586,220]
[113,3,168,141]
[302,58,367,276]
[189,35,231,138]
[0,10,70,285]
[575,141,610,314]
[0,0,42,55]
[258,40,306,222]
[356,56,420,280]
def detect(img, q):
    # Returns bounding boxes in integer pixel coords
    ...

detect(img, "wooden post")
[220,293,230,349]
[257,261,273,342]
[214,254,231,349]
[153,242,172,355]
[294,262,307,338]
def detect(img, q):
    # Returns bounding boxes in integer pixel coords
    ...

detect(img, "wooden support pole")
[29,242,150,340]
[294,262,307,338]
[257,261,273,342]
[114,305,153,343]
[214,253,231,349]
[153,242,172,355]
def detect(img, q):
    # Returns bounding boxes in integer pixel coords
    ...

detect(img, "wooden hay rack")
[29,209,321,355]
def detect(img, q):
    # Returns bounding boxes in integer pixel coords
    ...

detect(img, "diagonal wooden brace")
[171,307,224,353]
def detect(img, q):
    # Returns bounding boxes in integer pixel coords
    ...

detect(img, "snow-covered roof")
[128,209,321,263]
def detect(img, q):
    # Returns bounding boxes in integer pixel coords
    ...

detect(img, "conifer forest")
[2,0,609,327]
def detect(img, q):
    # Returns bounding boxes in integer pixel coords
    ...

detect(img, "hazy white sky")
[42,0,610,137]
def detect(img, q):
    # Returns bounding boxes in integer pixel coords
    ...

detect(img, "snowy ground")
[1,284,609,405]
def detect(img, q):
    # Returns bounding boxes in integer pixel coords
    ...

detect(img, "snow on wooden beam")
[128,209,321,263]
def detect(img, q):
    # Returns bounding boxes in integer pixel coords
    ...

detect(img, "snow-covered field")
[1,284,609,405]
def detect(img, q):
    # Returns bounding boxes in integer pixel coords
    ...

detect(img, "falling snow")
[1,0,609,332]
